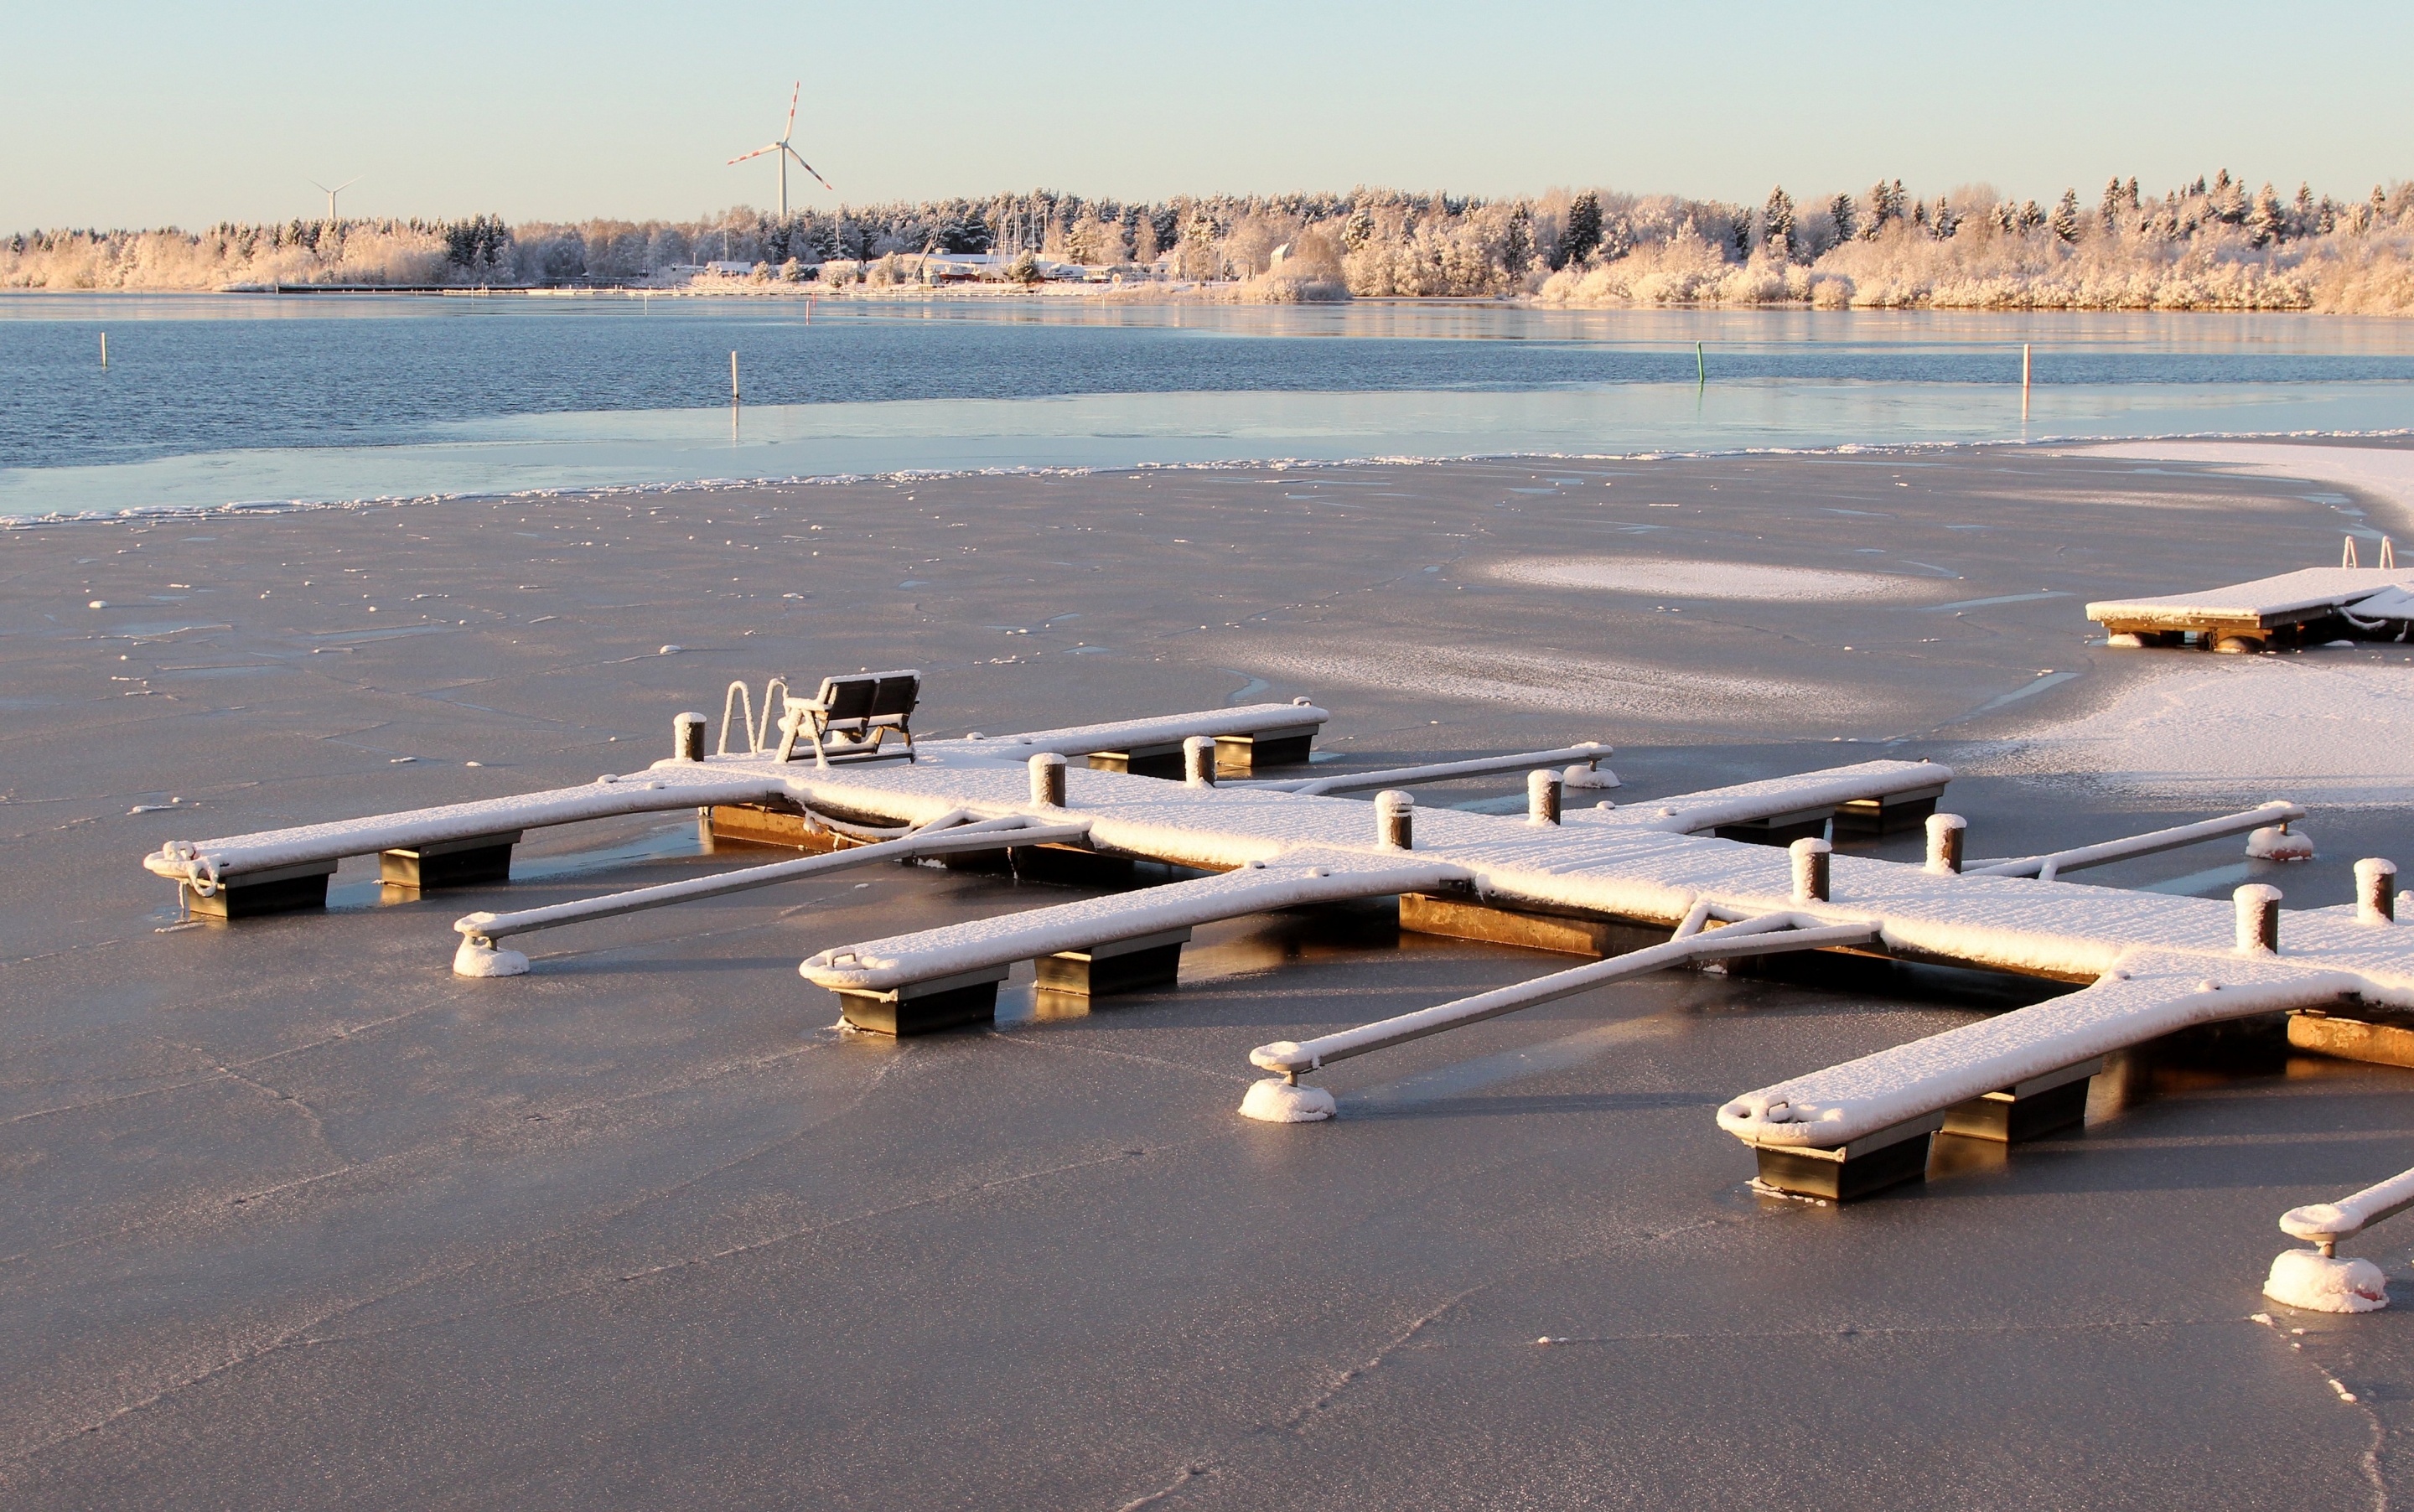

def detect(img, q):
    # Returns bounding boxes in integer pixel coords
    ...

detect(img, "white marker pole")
[729,350,739,405]
[2022,342,2031,420]
[100,332,108,370]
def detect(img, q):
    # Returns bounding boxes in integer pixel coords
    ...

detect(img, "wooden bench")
[774,670,919,766]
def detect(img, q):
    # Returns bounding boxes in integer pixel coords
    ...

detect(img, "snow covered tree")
[2248,183,2287,246]
[1931,196,1960,238]
[2049,189,2080,242]
[1863,180,1892,236]
[1762,186,1795,262]
[1502,204,1533,281]
[1827,192,1857,244]
[1561,192,1603,267]
[2101,177,2126,233]
[2212,171,2247,225]
[1728,208,1750,261]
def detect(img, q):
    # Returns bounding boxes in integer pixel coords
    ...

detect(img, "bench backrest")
[867,670,920,723]
[814,675,879,726]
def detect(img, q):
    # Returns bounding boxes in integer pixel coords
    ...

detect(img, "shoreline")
[6,283,2413,314]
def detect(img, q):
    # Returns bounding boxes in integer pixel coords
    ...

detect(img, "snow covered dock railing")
[2264,1166,2414,1314]
[1718,950,2360,1200]
[1241,913,1879,1122]
[1965,802,2307,881]
[800,851,1463,1034]
[450,815,1095,977]
[1235,744,1608,798]
[2280,1167,2414,1256]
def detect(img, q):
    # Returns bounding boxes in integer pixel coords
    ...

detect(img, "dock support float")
[837,966,1012,1035]
[1035,926,1193,997]
[381,830,521,890]
[184,859,339,919]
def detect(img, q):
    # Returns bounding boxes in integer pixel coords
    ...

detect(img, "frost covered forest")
[10,173,2414,312]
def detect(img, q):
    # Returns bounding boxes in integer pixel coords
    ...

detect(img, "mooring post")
[100,332,109,370]
[1924,812,1966,875]
[2235,883,2282,954]
[729,350,739,405]
[1183,735,1217,788]
[673,712,707,763]
[2357,858,2398,924]
[1376,790,1414,851]
[1790,836,1831,904]
[1528,767,1562,826]
[1031,751,1068,808]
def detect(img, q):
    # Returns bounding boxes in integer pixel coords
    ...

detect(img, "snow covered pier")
[2088,564,2414,653]
[136,689,2414,1204]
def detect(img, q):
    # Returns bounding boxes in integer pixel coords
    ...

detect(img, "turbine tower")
[727,83,831,219]
[309,177,362,221]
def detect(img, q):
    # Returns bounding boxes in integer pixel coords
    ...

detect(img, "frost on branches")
[8,173,2413,311]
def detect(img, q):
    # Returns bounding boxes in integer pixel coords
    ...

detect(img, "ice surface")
[1978,658,2414,806]
[1489,557,1925,602]
[2084,442,2414,527]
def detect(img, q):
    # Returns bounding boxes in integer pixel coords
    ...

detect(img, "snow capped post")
[1030,751,1067,809]
[1376,790,1413,851]
[2357,859,2398,925]
[1527,768,1562,826]
[673,712,707,764]
[1790,836,1831,904]
[1183,735,1216,788]
[1924,812,1966,875]
[2235,883,2282,955]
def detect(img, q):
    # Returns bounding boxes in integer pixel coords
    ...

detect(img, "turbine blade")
[784,81,800,139]
[786,147,832,191]
[728,145,777,164]
[338,176,362,192]
[309,179,329,194]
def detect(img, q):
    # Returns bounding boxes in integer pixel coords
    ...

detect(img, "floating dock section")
[136,689,2414,1204]
[2088,566,2414,653]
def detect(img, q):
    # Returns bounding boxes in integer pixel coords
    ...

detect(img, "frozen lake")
[4,296,2412,519]
[12,442,2414,1507]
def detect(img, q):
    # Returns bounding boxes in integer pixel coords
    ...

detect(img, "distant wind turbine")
[727,83,831,219]
[310,177,362,221]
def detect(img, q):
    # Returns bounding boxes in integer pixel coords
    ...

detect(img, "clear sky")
[8,0,2408,229]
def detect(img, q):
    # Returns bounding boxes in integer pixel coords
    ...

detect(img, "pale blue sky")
[7,1,2407,228]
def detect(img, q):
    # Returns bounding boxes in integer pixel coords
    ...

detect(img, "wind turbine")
[309,177,361,221]
[727,83,831,219]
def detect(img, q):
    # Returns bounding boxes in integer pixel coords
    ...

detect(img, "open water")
[3,293,2412,519]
